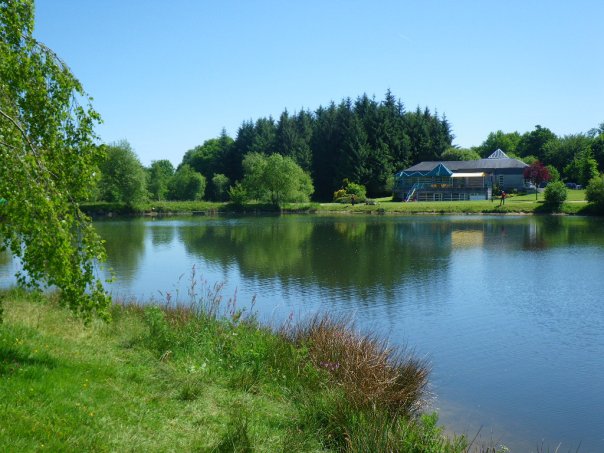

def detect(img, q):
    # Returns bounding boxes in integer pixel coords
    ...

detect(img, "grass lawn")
[82,189,595,219]
[506,189,586,202]
[0,290,477,452]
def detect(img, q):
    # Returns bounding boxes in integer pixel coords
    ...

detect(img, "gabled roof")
[425,163,452,177]
[402,156,528,173]
[488,148,510,159]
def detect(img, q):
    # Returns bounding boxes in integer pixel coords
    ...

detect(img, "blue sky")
[35,1,604,166]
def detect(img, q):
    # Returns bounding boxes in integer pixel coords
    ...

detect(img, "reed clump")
[286,314,430,417]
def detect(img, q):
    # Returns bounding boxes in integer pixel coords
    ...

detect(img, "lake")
[2,214,603,451]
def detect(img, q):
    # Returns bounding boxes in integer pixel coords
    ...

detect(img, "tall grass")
[1,274,506,452]
[285,314,430,416]
[120,269,448,451]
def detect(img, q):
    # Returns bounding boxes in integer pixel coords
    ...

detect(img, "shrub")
[585,174,604,209]
[543,181,567,211]
[228,182,248,205]
[332,189,347,201]
[333,182,367,203]
[345,182,367,199]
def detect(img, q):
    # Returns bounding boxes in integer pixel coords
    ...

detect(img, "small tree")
[98,140,148,206]
[523,161,550,200]
[333,180,367,203]
[585,174,604,211]
[241,153,314,205]
[563,148,598,186]
[546,165,560,182]
[167,165,206,200]
[211,173,230,201]
[228,182,247,205]
[148,160,175,201]
[543,181,567,211]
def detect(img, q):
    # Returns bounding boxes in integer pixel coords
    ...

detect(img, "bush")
[345,182,367,199]
[332,189,347,201]
[333,182,367,203]
[585,174,604,209]
[543,181,567,211]
[228,182,248,205]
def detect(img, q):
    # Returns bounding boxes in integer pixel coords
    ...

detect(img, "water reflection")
[94,219,147,284]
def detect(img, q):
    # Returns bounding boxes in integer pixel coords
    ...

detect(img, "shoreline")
[81,199,598,219]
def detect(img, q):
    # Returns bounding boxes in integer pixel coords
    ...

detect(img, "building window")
[497,175,504,187]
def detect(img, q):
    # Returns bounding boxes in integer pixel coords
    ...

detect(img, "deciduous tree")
[0,0,109,318]
[167,164,206,200]
[585,174,604,211]
[241,153,313,205]
[98,140,148,206]
[148,159,175,201]
[523,161,551,200]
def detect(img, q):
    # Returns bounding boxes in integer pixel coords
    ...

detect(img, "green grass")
[82,191,595,218]
[80,185,596,218]
[0,288,490,452]
[506,189,586,202]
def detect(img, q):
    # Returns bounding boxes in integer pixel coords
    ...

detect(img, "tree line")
[457,125,604,186]
[93,93,604,206]
[95,91,454,204]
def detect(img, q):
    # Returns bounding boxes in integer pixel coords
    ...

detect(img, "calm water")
[2,214,603,451]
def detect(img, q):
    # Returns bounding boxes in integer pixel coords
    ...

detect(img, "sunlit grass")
[1,286,479,452]
[82,189,593,218]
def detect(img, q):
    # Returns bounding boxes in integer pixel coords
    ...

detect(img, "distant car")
[565,182,577,189]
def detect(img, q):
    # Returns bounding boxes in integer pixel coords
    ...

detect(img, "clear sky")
[34,0,604,167]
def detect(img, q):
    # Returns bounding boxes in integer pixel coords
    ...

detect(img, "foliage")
[545,164,560,182]
[333,180,367,202]
[516,125,557,160]
[211,173,230,201]
[345,181,367,199]
[520,155,538,165]
[0,0,109,319]
[98,140,148,206]
[523,161,550,200]
[187,91,451,200]
[543,133,592,175]
[543,181,567,211]
[476,130,521,157]
[585,174,604,210]
[441,146,481,161]
[591,132,604,172]
[241,152,314,205]
[180,129,233,182]
[563,147,599,186]
[147,159,174,201]
[167,164,206,201]
[227,182,248,205]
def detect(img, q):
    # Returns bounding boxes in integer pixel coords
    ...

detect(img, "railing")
[405,183,420,202]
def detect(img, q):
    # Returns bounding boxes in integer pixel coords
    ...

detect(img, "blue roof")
[425,163,452,177]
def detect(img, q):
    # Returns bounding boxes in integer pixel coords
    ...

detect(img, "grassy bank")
[81,190,595,218]
[0,288,495,452]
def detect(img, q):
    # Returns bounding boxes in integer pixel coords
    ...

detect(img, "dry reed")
[285,314,430,417]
